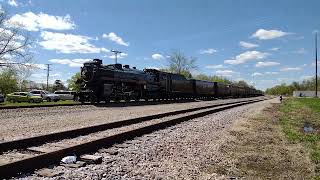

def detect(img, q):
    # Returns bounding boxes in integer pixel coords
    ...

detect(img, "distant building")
[293,91,320,97]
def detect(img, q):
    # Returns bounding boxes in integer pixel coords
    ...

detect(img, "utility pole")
[46,64,52,91]
[111,50,122,64]
[316,32,318,97]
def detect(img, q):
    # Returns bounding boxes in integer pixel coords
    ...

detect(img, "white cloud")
[265,72,279,75]
[215,70,234,76]
[205,64,225,69]
[49,59,91,67]
[39,31,108,54]
[280,67,302,71]
[7,12,75,31]
[294,48,307,54]
[311,62,320,66]
[30,72,62,84]
[270,47,280,51]
[301,75,313,80]
[0,5,4,14]
[100,48,110,53]
[102,32,129,46]
[239,41,259,49]
[224,51,269,65]
[107,53,128,59]
[251,29,291,40]
[8,0,18,6]
[256,61,280,67]
[252,72,263,76]
[199,48,218,54]
[151,53,164,60]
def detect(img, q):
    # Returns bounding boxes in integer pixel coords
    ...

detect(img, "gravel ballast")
[0,98,259,141]
[18,98,275,180]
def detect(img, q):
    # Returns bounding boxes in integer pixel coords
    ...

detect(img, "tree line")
[265,77,320,95]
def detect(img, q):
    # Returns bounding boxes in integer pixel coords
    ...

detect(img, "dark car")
[0,93,4,103]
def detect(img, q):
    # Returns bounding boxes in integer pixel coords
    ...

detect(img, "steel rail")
[0,98,267,179]
[0,98,266,153]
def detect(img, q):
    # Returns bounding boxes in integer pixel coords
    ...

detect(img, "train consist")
[78,59,263,103]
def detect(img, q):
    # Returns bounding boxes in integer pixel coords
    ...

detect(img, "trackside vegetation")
[279,98,320,175]
[0,100,79,107]
[266,77,320,95]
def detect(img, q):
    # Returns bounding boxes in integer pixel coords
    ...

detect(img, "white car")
[54,91,76,100]
[30,90,60,102]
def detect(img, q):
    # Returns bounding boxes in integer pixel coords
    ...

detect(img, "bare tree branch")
[0,9,33,65]
[166,50,198,76]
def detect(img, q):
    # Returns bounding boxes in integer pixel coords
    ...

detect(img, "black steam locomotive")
[78,59,263,103]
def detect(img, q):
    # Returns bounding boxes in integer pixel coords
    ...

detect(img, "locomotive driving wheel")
[124,95,131,102]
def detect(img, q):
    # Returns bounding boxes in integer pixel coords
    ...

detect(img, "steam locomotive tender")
[78,59,263,103]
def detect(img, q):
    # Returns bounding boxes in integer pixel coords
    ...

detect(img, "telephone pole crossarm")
[111,50,122,64]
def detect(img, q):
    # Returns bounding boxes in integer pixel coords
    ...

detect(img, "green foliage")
[194,73,231,83]
[67,72,81,92]
[0,68,19,95]
[266,77,320,95]
[53,79,67,91]
[0,100,78,107]
[234,80,252,88]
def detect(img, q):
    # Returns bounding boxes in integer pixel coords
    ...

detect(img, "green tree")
[67,72,81,92]
[195,74,231,83]
[0,68,18,95]
[53,79,66,91]
[234,80,250,87]
[265,77,320,96]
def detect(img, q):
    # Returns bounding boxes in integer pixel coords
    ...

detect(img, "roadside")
[206,97,317,179]
[0,100,78,107]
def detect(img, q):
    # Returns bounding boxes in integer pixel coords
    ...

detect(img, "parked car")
[54,91,76,100]
[29,90,60,102]
[0,93,4,103]
[6,92,43,103]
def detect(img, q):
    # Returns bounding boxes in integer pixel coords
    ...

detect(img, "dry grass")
[205,103,315,179]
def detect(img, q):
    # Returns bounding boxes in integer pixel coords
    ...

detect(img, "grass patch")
[279,98,320,164]
[0,100,79,107]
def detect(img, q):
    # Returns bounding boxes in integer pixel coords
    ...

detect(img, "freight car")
[77,59,263,103]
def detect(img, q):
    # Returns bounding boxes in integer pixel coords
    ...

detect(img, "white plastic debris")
[61,155,77,164]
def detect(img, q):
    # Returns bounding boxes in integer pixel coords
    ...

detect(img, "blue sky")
[1,0,319,90]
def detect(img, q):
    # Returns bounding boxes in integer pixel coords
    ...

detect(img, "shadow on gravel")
[92,99,217,108]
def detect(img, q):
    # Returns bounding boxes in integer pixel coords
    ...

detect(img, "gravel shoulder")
[19,98,278,179]
[0,98,257,141]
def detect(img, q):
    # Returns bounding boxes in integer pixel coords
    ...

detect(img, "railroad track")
[0,97,269,179]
